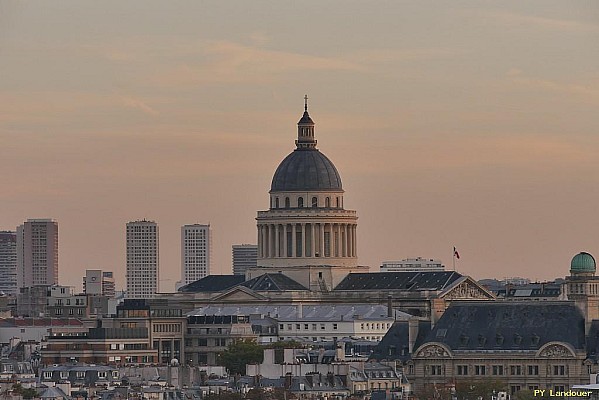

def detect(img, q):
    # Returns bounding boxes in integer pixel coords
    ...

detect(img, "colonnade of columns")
[258,222,357,259]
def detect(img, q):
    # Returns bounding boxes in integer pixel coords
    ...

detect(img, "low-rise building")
[372,301,589,398]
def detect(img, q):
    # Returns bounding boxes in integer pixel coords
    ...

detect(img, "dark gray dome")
[271,149,343,192]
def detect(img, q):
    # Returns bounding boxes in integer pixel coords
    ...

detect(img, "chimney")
[408,318,419,354]
[387,295,393,318]
[327,372,335,387]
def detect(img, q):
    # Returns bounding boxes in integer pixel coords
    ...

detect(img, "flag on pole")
[453,247,460,259]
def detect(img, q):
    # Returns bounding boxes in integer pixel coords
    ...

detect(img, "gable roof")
[334,271,463,291]
[240,273,308,291]
[178,275,245,293]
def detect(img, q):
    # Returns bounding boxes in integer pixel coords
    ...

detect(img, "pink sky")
[1,1,599,291]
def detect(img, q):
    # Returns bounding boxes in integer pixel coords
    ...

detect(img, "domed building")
[570,251,596,277]
[248,98,368,291]
[566,251,599,329]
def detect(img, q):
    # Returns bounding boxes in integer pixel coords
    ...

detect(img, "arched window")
[275,197,279,208]
[298,197,304,208]
[325,197,330,207]
[336,197,340,208]
[311,197,318,208]
[285,197,290,208]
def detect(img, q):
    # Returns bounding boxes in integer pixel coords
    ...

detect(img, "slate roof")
[187,304,406,322]
[586,320,599,361]
[240,273,308,291]
[425,301,585,352]
[334,271,463,291]
[369,320,432,362]
[178,275,245,293]
[271,149,343,192]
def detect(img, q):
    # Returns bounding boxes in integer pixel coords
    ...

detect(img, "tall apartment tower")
[232,244,258,276]
[126,220,159,298]
[83,269,116,297]
[0,231,18,295]
[16,219,59,288]
[181,224,211,285]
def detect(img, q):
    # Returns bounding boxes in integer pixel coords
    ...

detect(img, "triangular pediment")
[439,276,496,300]
[211,286,268,302]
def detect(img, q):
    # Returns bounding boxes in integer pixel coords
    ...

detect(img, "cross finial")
[304,95,308,112]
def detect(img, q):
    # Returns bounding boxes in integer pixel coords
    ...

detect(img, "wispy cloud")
[119,95,159,116]
[506,69,599,101]
[149,40,363,87]
[486,11,599,33]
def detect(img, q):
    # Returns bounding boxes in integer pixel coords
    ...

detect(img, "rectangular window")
[475,365,486,376]
[510,365,522,375]
[553,365,566,375]
[320,324,326,330]
[492,365,504,375]
[296,324,301,330]
[333,323,338,330]
[312,324,317,331]
[304,324,309,330]
[430,365,442,375]
[457,365,468,375]
[528,365,539,375]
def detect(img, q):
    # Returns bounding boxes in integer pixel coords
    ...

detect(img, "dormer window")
[298,197,304,208]
[312,197,318,207]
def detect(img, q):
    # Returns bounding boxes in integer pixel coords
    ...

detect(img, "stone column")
[319,223,325,257]
[300,223,306,257]
[270,224,275,258]
[334,224,341,257]
[283,224,288,257]
[310,223,316,257]
[346,224,351,258]
[259,225,264,258]
[353,224,357,257]
[275,224,280,257]
[328,224,334,258]
[291,224,297,258]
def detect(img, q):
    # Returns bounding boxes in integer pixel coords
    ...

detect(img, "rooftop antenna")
[304,94,308,112]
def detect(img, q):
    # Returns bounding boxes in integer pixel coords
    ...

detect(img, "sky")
[1,1,599,291]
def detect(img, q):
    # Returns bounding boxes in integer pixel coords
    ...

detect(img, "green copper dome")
[570,252,596,274]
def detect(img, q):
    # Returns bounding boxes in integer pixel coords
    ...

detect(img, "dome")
[271,149,343,192]
[570,252,596,274]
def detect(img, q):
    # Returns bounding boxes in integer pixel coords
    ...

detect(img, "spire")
[296,95,317,149]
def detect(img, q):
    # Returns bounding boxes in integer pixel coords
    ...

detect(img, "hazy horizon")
[2,1,599,291]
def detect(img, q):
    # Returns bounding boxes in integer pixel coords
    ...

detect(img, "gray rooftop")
[271,149,343,192]
[427,301,585,352]
[188,304,409,322]
[334,271,463,291]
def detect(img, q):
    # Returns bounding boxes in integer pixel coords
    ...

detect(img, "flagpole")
[452,247,455,271]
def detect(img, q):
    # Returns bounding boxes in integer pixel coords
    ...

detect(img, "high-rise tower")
[0,231,18,294]
[126,220,159,298]
[252,97,366,291]
[232,244,258,276]
[181,224,211,285]
[16,219,59,288]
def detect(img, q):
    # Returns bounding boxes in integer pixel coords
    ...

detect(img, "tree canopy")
[217,339,264,375]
